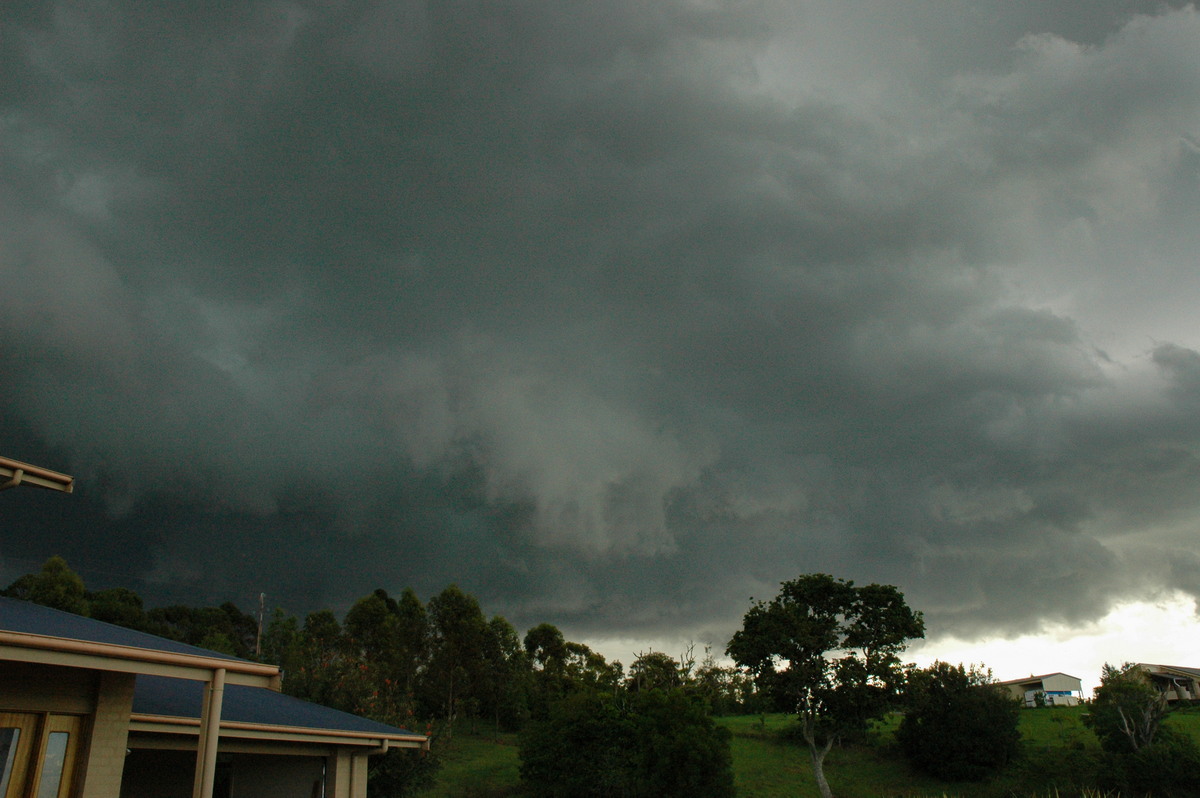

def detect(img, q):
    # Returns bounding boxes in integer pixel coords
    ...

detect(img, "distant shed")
[996,672,1083,707]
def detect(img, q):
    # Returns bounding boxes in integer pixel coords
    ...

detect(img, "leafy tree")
[285,609,357,709]
[727,573,924,798]
[425,585,487,736]
[520,691,635,797]
[1085,662,1169,754]
[563,641,622,694]
[261,606,312,688]
[693,646,746,715]
[1080,665,1200,796]
[344,590,409,721]
[897,661,1021,781]
[87,586,151,631]
[392,588,430,697]
[4,555,88,615]
[630,689,734,798]
[345,590,402,665]
[525,623,568,667]
[519,689,733,798]
[1115,729,1200,796]
[147,602,258,658]
[479,615,529,734]
[626,651,684,693]
[524,623,621,718]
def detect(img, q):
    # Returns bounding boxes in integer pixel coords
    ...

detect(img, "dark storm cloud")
[4,0,1200,650]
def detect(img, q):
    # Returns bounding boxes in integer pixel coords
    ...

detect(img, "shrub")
[518,689,733,798]
[1096,727,1200,797]
[630,689,734,798]
[519,692,635,797]
[897,661,1021,781]
[368,747,440,798]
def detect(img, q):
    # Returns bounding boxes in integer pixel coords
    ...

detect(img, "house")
[0,596,427,798]
[997,672,1083,707]
[1129,663,1200,702]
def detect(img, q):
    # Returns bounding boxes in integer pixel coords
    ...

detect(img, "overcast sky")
[4,0,1200,670]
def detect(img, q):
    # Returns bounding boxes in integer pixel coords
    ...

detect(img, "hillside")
[415,707,1200,797]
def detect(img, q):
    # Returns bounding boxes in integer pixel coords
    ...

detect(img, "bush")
[368,747,440,798]
[518,689,733,798]
[630,690,734,798]
[519,692,635,797]
[1092,726,1200,797]
[897,662,1021,781]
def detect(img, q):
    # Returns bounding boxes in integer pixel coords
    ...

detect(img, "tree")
[344,589,410,722]
[1082,664,1200,795]
[392,588,430,698]
[147,602,258,658]
[897,661,1021,781]
[524,623,568,668]
[87,587,151,631]
[630,689,734,798]
[519,690,635,797]
[626,651,684,693]
[286,609,357,710]
[693,646,747,715]
[524,623,622,718]
[425,585,487,736]
[1085,662,1169,754]
[479,615,529,734]
[261,607,304,672]
[4,555,88,615]
[727,573,924,798]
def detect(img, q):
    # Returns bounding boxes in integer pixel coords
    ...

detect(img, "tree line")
[2,557,748,794]
[8,558,1195,797]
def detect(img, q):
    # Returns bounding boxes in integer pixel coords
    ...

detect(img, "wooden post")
[192,668,226,798]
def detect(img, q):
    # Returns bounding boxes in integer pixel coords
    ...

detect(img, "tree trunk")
[800,715,836,798]
[445,670,455,740]
[809,738,835,798]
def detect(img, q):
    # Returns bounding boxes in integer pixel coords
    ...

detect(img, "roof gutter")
[0,457,74,493]
[131,713,429,749]
[0,630,279,685]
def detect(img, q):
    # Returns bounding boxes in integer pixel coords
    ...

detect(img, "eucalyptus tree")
[426,584,488,736]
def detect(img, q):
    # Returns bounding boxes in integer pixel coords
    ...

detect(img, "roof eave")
[129,714,429,750]
[0,630,279,688]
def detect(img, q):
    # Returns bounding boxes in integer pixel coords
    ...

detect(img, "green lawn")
[719,714,1006,798]
[413,728,525,798]
[414,707,1200,797]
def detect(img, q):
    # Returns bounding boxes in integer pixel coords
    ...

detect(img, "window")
[0,714,81,798]
[0,729,20,796]
[34,732,69,798]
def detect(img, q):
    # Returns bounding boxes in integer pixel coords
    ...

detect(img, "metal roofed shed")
[996,672,1083,707]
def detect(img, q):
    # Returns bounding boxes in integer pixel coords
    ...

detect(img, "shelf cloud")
[4,0,1200,652]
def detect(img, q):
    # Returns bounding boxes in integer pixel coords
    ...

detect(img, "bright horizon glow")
[912,593,1200,697]
[586,593,1200,699]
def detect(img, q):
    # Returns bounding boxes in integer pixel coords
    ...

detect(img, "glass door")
[33,716,82,798]
[0,713,83,798]
[0,713,38,798]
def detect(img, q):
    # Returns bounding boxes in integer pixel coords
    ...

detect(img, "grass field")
[412,707,1200,797]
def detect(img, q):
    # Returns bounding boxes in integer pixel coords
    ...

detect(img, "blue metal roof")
[133,675,419,738]
[0,596,253,664]
[0,597,420,740]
